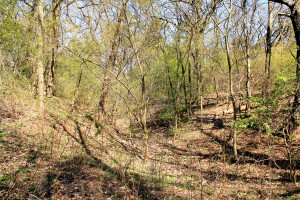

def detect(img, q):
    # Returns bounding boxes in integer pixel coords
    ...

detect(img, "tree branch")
[278,12,291,18]
[269,0,293,8]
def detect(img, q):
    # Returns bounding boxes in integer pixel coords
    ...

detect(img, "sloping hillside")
[0,96,299,199]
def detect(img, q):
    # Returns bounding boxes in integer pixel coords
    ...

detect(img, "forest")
[0,0,300,199]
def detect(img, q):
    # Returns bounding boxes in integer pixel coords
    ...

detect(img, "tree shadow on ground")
[202,169,294,184]
[40,155,162,199]
[47,120,163,200]
[40,156,133,199]
[193,109,300,172]
[199,127,300,171]
[192,114,231,129]
[159,141,292,183]
[280,188,300,198]
[162,143,222,160]
[42,158,94,199]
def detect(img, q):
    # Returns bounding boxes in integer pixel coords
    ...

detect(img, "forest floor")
[0,95,300,199]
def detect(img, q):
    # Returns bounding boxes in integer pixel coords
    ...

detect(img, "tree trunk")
[246,26,251,101]
[290,2,300,130]
[269,0,300,182]
[243,0,252,115]
[193,34,204,107]
[37,0,45,119]
[46,1,60,97]
[268,0,300,130]
[187,50,193,116]
[225,0,237,160]
[180,50,188,110]
[98,2,125,121]
[194,48,201,106]
[213,76,219,100]
[123,5,149,162]
[185,31,194,116]
[264,1,273,95]
[141,75,148,163]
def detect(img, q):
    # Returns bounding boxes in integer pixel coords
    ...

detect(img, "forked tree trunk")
[98,2,125,122]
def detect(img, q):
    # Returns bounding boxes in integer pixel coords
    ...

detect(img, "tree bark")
[264,1,273,95]
[37,0,45,119]
[225,0,238,159]
[98,2,125,122]
[243,0,254,115]
[193,34,203,108]
[46,0,61,97]
[246,7,252,101]
[290,2,300,129]
[180,50,188,111]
